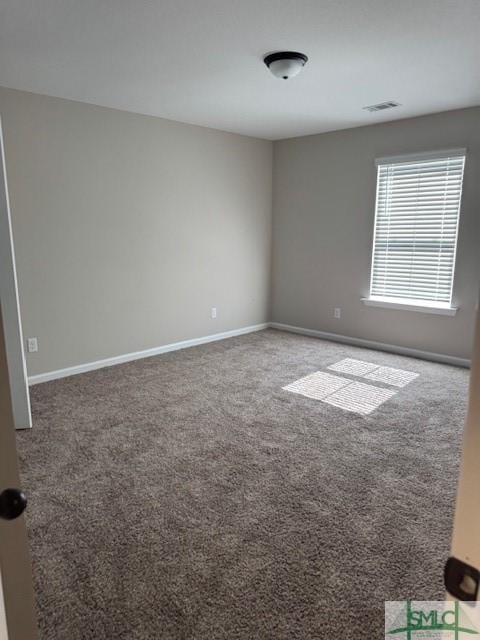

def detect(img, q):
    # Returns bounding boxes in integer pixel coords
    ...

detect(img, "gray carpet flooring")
[16,329,468,639]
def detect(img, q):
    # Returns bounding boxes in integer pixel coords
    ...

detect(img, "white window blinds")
[369,151,466,307]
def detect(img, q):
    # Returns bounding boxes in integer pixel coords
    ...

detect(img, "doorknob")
[0,488,27,520]
[445,556,480,601]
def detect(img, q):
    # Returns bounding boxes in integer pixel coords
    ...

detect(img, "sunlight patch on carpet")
[327,358,379,376]
[283,372,398,415]
[364,366,419,387]
[283,357,419,414]
[282,371,351,400]
[322,381,397,415]
[328,358,419,388]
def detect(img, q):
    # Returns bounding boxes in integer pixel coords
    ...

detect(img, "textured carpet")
[16,329,468,639]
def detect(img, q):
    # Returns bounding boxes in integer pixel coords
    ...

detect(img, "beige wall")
[272,108,480,360]
[0,88,272,376]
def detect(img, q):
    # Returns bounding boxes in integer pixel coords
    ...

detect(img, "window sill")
[361,297,458,316]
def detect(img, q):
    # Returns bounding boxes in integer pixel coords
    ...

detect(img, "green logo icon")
[386,601,479,639]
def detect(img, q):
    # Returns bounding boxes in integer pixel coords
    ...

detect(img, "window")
[366,150,466,314]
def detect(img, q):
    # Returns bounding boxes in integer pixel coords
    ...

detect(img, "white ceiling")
[0,0,479,140]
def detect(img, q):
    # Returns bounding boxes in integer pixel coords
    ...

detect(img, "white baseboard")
[269,322,471,368]
[28,320,470,385]
[28,322,269,385]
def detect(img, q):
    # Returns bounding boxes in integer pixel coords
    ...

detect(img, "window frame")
[363,148,466,315]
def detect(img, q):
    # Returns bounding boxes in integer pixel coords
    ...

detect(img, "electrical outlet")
[211,307,217,319]
[27,337,38,353]
[334,307,341,319]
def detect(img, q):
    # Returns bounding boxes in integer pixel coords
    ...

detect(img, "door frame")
[447,298,480,600]
[0,116,31,430]
[0,114,37,639]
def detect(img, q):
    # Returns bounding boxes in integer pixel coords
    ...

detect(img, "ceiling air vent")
[363,101,401,112]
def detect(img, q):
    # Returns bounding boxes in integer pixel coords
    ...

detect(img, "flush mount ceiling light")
[263,51,308,80]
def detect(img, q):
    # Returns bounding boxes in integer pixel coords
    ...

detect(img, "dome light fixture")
[263,51,308,80]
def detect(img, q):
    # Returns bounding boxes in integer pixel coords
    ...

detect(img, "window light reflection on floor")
[327,358,379,376]
[364,366,419,387]
[322,380,397,415]
[283,358,418,415]
[282,371,351,401]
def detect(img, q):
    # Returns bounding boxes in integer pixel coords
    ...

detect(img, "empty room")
[0,1,480,638]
